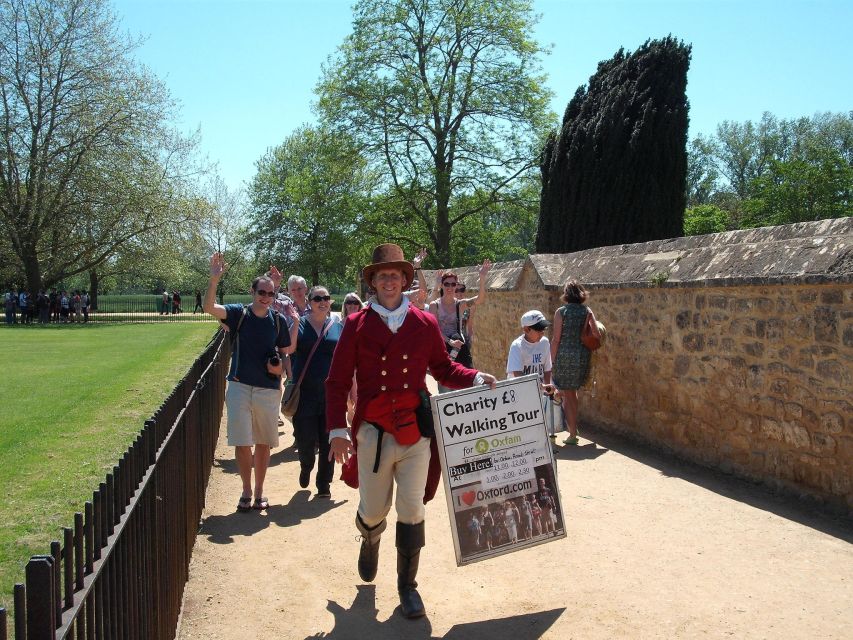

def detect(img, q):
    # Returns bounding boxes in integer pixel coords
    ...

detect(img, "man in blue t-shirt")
[204,252,299,512]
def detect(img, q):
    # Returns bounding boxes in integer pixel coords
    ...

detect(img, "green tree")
[683,204,729,236]
[686,135,720,207]
[246,125,375,287]
[742,147,852,227]
[538,37,691,252]
[316,0,553,267]
[0,0,200,294]
[686,111,852,229]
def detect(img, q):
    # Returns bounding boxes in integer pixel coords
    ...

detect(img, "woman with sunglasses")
[341,292,364,321]
[291,285,344,497]
[427,260,491,390]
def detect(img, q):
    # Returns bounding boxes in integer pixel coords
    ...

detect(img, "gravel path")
[177,386,852,640]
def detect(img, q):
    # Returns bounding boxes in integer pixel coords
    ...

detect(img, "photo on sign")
[450,463,563,564]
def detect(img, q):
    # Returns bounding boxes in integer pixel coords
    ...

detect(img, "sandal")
[237,496,252,512]
[564,436,579,446]
[253,496,270,510]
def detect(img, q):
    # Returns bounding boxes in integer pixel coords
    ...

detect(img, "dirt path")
[177,383,852,639]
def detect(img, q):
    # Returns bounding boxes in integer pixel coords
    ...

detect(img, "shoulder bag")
[581,307,602,352]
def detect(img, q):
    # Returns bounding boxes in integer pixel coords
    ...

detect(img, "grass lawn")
[0,323,218,617]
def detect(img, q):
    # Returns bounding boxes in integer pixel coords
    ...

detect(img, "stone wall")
[435,218,853,511]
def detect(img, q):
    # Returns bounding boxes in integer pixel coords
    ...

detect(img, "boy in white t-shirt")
[507,310,559,448]
[506,310,552,385]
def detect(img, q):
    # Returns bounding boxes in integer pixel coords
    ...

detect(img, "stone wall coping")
[425,218,853,292]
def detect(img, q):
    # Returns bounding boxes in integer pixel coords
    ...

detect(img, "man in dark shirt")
[203,253,299,511]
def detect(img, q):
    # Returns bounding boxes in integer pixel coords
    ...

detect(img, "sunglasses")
[311,295,332,302]
[255,289,275,298]
[443,281,458,287]
[344,301,360,306]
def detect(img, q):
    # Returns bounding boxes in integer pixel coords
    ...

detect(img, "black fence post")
[13,584,25,639]
[26,555,56,639]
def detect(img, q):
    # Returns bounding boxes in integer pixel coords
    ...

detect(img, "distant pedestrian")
[172,291,182,314]
[73,290,82,323]
[193,290,203,313]
[49,289,59,323]
[18,290,30,324]
[4,288,16,325]
[37,290,50,324]
[81,291,90,322]
[60,291,71,323]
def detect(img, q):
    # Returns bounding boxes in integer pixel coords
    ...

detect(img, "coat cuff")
[329,428,351,443]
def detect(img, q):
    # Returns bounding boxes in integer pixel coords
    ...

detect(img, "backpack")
[229,305,282,345]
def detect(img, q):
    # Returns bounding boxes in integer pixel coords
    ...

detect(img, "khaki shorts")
[225,381,282,448]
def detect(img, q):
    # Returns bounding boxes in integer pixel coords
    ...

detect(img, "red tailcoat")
[325,303,478,502]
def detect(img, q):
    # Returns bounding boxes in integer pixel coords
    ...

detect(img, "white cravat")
[368,296,409,333]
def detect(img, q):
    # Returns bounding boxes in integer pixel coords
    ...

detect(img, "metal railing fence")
[1,330,229,639]
[2,294,351,324]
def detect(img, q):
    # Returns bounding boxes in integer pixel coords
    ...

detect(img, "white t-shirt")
[506,335,552,382]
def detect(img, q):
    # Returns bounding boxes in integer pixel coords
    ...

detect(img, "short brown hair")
[561,280,588,304]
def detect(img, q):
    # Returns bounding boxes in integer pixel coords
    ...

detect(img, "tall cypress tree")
[537,37,691,252]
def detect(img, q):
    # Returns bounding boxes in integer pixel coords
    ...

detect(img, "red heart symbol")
[461,490,476,506]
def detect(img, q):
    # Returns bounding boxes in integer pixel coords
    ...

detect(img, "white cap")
[521,310,550,329]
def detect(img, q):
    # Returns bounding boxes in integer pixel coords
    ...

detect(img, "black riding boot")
[356,514,386,582]
[396,521,426,619]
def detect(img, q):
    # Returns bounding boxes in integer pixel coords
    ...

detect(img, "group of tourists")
[465,477,559,554]
[159,289,200,314]
[201,243,599,620]
[4,288,90,325]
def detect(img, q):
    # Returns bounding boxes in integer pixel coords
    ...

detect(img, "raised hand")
[285,301,300,322]
[479,259,492,279]
[412,248,428,267]
[268,265,283,288]
[210,253,227,278]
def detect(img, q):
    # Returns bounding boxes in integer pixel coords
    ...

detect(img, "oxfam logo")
[475,439,490,454]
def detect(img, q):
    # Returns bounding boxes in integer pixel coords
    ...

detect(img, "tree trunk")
[22,243,43,294]
[89,270,99,309]
[434,150,452,266]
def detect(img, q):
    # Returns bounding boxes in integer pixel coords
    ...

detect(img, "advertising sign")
[431,374,566,566]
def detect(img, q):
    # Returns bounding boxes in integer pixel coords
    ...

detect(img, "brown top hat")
[362,243,414,287]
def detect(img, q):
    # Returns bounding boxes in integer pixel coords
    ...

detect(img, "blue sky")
[114,0,852,192]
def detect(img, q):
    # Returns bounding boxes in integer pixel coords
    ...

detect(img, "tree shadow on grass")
[306,584,564,639]
[200,490,347,544]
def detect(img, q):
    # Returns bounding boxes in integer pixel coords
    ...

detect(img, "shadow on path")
[199,490,348,544]
[579,422,853,541]
[555,440,609,461]
[214,442,300,476]
[306,585,564,639]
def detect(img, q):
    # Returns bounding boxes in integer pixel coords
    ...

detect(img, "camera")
[266,352,282,379]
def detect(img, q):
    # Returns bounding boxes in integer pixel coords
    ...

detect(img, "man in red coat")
[327,244,497,619]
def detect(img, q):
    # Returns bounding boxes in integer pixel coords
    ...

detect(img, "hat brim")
[525,320,551,331]
[362,261,415,288]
